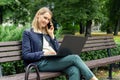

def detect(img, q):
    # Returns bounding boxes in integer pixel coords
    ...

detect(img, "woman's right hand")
[46,22,55,39]
[44,51,57,56]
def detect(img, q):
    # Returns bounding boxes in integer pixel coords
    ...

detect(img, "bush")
[62,23,79,35]
[0,25,27,41]
[80,43,120,61]
[0,25,28,76]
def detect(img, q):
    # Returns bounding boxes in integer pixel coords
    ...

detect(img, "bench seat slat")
[85,55,120,68]
[0,72,61,80]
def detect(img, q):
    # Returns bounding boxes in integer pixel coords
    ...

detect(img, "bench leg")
[0,65,3,77]
[107,49,113,79]
[118,62,120,68]
[107,64,113,79]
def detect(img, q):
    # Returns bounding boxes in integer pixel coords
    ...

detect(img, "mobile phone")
[47,22,51,29]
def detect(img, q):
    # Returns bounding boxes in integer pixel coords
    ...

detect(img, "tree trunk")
[106,24,113,34]
[85,20,92,37]
[0,6,3,24]
[79,22,84,34]
[114,19,120,35]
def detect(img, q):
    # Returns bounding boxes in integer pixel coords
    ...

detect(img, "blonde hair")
[32,7,53,31]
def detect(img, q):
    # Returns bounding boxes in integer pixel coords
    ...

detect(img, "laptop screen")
[57,35,87,55]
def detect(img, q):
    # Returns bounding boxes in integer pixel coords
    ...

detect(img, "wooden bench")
[0,35,120,80]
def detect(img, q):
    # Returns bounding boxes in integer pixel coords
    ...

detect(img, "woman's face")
[37,12,52,28]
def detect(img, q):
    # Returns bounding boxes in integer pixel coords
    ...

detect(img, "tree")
[0,0,13,24]
[0,0,43,25]
[103,0,120,35]
[0,6,3,24]
[52,0,103,36]
[110,0,120,35]
[4,0,31,25]
[2,0,117,36]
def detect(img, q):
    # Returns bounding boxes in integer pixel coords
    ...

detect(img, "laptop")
[45,35,87,57]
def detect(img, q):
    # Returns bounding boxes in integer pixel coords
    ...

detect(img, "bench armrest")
[25,63,40,80]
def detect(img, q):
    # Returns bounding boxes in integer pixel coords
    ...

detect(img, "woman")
[22,7,98,80]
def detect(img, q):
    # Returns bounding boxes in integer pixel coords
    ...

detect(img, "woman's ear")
[36,14,40,19]
[36,16,39,19]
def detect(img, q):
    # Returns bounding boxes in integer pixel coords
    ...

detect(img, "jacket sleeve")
[51,37,60,52]
[22,30,44,62]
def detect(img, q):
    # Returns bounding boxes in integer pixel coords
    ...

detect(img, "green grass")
[96,67,120,80]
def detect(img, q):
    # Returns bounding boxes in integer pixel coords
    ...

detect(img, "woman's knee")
[68,55,79,59]
[68,55,82,62]
[64,66,80,76]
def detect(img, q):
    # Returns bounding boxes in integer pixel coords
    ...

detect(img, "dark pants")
[37,55,94,80]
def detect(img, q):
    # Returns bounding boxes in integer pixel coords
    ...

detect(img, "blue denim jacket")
[22,28,59,65]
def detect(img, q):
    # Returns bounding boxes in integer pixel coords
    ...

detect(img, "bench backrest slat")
[0,46,21,52]
[86,39,114,44]
[82,45,116,52]
[84,42,115,47]
[0,56,21,63]
[82,36,116,52]
[0,51,21,57]
[0,41,22,62]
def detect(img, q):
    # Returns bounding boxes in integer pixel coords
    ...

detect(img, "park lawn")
[96,67,120,80]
